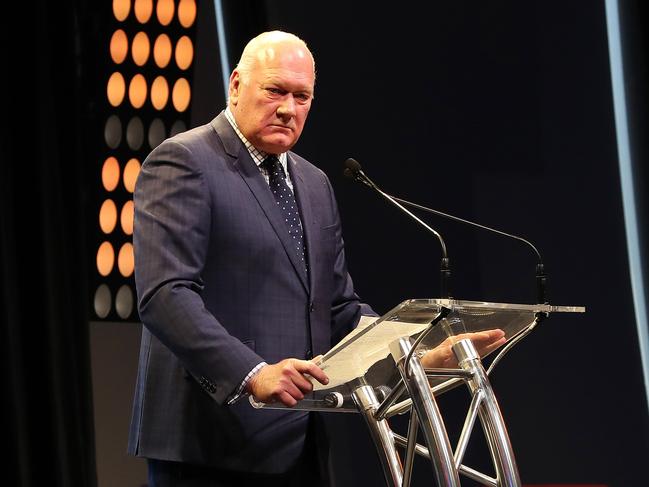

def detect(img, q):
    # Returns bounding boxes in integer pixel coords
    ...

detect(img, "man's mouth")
[269,124,293,132]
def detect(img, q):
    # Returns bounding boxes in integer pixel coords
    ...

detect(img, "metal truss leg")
[352,385,403,487]
[452,338,521,487]
[391,337,461,487]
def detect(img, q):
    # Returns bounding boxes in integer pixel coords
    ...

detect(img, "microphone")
[344,157,548,305]
[390,195,548,305]
[343,158,453,298]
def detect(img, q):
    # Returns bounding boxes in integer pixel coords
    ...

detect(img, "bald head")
[235,31,315,84]
[227,31,316,154]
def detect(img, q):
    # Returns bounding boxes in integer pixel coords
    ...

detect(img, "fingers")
[273,360,329,407]
[474,329,506,347]
[275,382,304,404]
[277,390,298,408]
[481,329,505,341]
[455,329,504,342]
[481,335,507,354]
[293,359,329,386]
[454,329,505,345]
[420,329,507,368]
[461,329,506,357]
[248,358,329,407]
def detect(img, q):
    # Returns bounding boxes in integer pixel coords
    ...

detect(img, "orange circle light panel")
[151,76,169,110]
[118,243,135,277]
[156,0,174,25]
[132,31,150,66]
[175,36,193,70]
[129,74,148,109]
[121,201,135,235]
[102,157,120,191]
[97,241,115,276]
[123,158,141,193]
[134,0,153,23]
[107,72,126,107]
[99,199,118,234]
[113,0,130,21]
[110,30,128,64]
[172,78,191,112]
[153,34,172,68]
[178,0,196,28]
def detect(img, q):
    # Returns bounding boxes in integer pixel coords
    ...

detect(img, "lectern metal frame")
[251,298,585,487]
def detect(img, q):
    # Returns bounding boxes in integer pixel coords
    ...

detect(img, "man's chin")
[257,136,296,154]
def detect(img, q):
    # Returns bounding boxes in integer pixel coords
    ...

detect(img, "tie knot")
[262,155,284,178]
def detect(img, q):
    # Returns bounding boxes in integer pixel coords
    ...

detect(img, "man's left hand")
[419,329,507,369]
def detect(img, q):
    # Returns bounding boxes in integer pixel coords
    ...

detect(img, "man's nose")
[277,95,296,120]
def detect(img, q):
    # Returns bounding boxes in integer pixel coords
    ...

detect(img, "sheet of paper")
[313,316,429,390]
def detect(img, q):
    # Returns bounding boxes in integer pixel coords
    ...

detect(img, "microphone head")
[343,157,378,191]
[344,158,362,176]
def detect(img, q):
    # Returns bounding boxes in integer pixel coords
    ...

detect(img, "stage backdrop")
[188,1,649,486]
[84,1,649,486]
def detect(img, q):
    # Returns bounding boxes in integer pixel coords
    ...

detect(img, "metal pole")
[352,385,403,487]
[402,409,419,487]
[452,338,521,487]
[391,337,461,487]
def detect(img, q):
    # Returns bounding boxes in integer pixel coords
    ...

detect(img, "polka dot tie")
[262,156,308,277]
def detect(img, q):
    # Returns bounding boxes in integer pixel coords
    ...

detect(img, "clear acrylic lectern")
[251,298,585,487]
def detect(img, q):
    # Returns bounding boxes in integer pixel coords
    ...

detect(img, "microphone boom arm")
[389,195,548,304]
[344,160,453,297]
[374,188,449,259]
[390,195,542,264]
[343,157,548,304]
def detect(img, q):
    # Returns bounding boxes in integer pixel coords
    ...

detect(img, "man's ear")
[229,70,240,105]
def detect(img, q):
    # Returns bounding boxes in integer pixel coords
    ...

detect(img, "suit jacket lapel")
[288,154,318,296]
[211,113,310,293]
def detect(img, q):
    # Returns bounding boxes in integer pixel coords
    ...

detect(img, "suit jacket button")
[309,303,315,312]
[305,349,313,359]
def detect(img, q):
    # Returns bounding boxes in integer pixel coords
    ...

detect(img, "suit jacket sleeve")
[134,138,264,404]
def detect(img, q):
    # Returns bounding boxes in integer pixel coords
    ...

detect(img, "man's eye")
[266,88,283,95]
[295,93,311,102]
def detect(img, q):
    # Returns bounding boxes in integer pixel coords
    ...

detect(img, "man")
[128,30,506,486]
[128,31,375,486]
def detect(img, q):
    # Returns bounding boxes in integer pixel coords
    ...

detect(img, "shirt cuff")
[226,361,267,405]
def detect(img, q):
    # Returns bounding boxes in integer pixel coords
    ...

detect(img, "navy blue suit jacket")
[128,112,373,473]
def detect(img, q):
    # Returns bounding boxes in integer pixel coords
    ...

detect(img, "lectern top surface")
[406,298,585,314]
[251,298,585,412]
[313,298,585,394]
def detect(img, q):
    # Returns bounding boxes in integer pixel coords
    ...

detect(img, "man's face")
[229,42,315,154]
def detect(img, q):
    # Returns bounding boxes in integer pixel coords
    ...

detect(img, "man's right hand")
[246,358,329,407]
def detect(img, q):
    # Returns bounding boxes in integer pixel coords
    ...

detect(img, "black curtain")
[1,2,96,486]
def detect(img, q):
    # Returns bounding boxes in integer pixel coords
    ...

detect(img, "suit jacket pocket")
[240,338,256,351]
[319,223,338,241]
